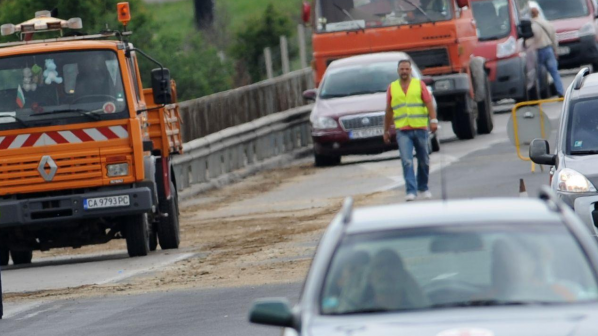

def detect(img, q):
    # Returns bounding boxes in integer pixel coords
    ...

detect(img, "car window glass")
[472,0,512,41]
[320,223,598,315]
[535,0,589,20]
[567,99,598,153]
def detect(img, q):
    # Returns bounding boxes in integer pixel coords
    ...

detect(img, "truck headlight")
[107,163,129,177]
[497,36,517,59]
[557,168,596,193]
[579,22,595,37]
[311,117,338,130]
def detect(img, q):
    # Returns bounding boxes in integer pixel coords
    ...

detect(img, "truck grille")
[0,151,102,194]
[340,113,385,131]
[406,48,450,70]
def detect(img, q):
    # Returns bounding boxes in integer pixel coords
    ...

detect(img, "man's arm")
[384,87,393,144]
[421,82,438,133]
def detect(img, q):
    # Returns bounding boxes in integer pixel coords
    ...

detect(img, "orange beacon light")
[117,2,131,26]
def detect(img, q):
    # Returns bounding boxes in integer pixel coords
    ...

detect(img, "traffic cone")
[519,179,528,197]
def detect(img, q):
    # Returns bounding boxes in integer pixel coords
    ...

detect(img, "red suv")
[533,0,598,70]
[303,52,439,167]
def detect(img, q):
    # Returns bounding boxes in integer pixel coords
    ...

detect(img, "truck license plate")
[557,47,570,55]
[349,128,384,139]
[84,195,130,210]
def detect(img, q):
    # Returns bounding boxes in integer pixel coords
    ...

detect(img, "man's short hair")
[398,59,412,67]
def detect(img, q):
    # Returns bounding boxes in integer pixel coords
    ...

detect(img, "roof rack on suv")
[341,197,353,225]
[538,185,563,213]
[573,67,591,90]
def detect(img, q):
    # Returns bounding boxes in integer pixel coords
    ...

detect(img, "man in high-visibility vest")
[383,59,438,202]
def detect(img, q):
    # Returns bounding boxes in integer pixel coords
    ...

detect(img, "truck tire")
[11,250,32,265]
[0,249,9,266]
[125,213,150,257]
[470,57,486,103]
[158,181,181,250]
[452,95,477,140]
[149,228,158,252]
[476,74,494,135]
[314,152,341,167]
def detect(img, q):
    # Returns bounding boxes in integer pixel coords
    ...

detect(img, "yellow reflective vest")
[390,79,429,129]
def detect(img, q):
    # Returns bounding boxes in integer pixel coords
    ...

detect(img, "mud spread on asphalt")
[5,163,399,303]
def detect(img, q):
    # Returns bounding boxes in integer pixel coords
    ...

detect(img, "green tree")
[231,3,294,82]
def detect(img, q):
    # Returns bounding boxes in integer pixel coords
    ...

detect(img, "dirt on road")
[6,163,399,303]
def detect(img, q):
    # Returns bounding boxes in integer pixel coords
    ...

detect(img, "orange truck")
[304,0,529,139]
[0,4,182,265]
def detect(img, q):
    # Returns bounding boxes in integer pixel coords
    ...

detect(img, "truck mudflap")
[0,187,153,228]
[428,73,471,97]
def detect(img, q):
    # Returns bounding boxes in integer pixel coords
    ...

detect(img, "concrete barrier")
[172,105,313,198]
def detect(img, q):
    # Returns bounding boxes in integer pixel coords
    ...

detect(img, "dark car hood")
[312,93,387,119]
[564,155,598,187]
[308,306,598,336]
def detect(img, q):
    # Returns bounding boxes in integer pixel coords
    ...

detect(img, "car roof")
[328,52,411,69]
[573,73,598,100]
[346,198,563,234]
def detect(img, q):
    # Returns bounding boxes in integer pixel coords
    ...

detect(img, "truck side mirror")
[151,68,172,105]
[456,0,470,8]
[529,139,556,165]
[518,20,534,40]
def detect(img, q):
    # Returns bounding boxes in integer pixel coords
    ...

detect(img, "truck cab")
[0,6,182,265]
[471,0,548,102]
[307,0,496,140]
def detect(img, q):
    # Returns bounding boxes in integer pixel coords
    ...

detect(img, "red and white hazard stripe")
[0,126,128,149]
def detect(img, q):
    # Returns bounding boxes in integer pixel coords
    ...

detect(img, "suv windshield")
[566,99,598,154]
[472,0,512,41]
[320,61,422,99]
[535,0,589,20]
[0,50,127,132]
[320,223,598,315]
[317,0,453,33]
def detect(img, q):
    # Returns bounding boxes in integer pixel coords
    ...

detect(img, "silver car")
[249,189,598,335]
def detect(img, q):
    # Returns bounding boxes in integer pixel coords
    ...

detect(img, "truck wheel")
[149,227,158,252]
[11,250,32,265]
[0,249,9,266]
[158,181,181,250]
[516,71,531,103]
[125,213,150,257]
[452,95,477,140]
[529,76,541,101]
[314,152,341,167]
[476,75,494,135]
[539,69,551,99]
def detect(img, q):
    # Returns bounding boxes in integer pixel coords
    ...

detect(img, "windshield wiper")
[403,0,434,24]
[332,2,365,32]
[0,113,28,127]
[571,150,598,155]
[31,109,102,121]
[329,307,418,315]
[348,90,384,95]
[432,299,553,308]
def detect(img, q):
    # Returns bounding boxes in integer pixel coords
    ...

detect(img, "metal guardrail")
[172,105,313,193]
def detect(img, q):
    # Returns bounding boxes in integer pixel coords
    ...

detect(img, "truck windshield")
[535,0,589,20]
[317,0,453,33]
[0,50,128,132]
[472,0,512,41]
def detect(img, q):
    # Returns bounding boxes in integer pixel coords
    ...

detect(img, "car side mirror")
[249,298,297,329]
[530,139,556,165]
[456,0,470,8]
[518,20,534,40]
[421,76,435,86]
[151,68,172,105]
[303,88,317,101]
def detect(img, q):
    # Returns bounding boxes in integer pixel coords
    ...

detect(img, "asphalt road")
[0,73,576,335]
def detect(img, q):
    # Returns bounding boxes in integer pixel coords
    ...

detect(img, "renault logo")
[38,156,58,182]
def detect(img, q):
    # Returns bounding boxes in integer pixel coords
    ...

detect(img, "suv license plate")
[558,47,570,55]
[84,195,130,210]
[349,128,384,139]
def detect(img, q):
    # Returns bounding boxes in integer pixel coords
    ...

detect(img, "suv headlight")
[497,36,517,59]
[107,163,129,177]
[579,22,595,37]
[556,168,597,193]
[312,117,338,130]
